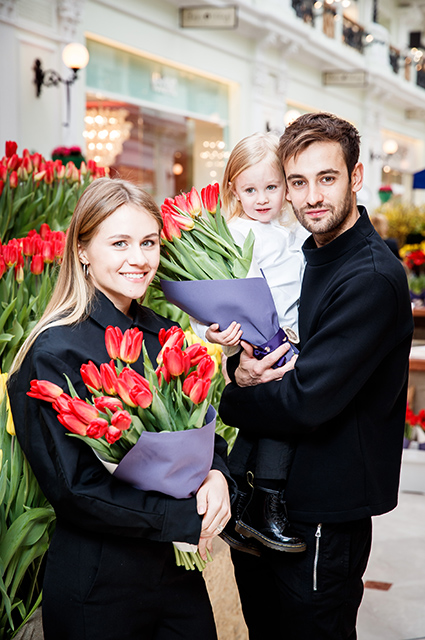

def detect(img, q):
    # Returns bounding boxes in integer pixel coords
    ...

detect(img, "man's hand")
[235,341,298,387]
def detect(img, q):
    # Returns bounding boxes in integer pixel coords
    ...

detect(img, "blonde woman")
[8,178,231,640]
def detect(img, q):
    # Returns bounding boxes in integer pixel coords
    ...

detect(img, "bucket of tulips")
[27,324,218,570]
[158,184,298,367]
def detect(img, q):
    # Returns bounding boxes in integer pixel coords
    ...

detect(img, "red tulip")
[184,343,208,366]
[173,194,190,213]
[67,397,99,424]
[0,165,7,180]
[160,201,194,242]
[120,367,149,388]
[54,238,65,259]
[9,171,18,188]
[111,409,132,431]
[0,180,3,198]
[31,153,42,171]
[5,141,17,158]
[52,392,72,413]
[2,243,19,266]
[21,156,33,174]
[156,365,171,385]
[186,187,202,217]
[22,236,35,256]
[44,165,54,185]
[86,418,109,439]
[7,154,19,172]
[27,379,64,402]
[161,210,182,241]
[105,425,122,444]
[80,361,102,391]
[162,346,191,377]
[196,355,215,381]
[100,362,118,395]
[94,396,123,413]
[158,325,186,350]
[105,326,123,360]
[129,383,153,409]
[57,411,87,436]
[30,254,44,275]
[201,183,220,214]
[114,377,138,407]
[120,327,144,363]
[0,256,6,279]
[39,223,50,240]
[182,372,211,404]
[41,240,55,264]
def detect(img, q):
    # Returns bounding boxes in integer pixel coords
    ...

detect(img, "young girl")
[194,133,308,554]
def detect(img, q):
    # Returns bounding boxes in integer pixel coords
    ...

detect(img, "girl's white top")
[228,217,309,333]
[190,216,309,346]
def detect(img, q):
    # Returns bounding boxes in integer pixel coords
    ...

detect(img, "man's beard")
[291,183,354,244]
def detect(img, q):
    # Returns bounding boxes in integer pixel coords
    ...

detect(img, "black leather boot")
[235,486,307,553]
[219,490,262,556]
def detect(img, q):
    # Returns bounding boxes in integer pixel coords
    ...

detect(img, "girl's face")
[232,158,285,224]
[79,203,161,316]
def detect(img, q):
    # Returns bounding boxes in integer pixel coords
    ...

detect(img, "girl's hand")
[205,321,242,346]
[196,470,231,560]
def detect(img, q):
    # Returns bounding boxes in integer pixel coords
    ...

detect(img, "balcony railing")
[291,0,425,91]
[342,16,364,53]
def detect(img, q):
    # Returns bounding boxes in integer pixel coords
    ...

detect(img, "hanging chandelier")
[83,107,133,167]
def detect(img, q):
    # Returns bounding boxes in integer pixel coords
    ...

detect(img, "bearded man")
[219,112,413,640]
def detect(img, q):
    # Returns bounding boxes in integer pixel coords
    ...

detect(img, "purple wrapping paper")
[113,406,216,499]
[161,278,298,366]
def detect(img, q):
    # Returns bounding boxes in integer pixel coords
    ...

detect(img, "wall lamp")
[33,43,89,97]
[33,43,89,127]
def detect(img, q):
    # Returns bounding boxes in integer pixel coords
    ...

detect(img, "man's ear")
[285,184,292,203]
[351,162,364,193]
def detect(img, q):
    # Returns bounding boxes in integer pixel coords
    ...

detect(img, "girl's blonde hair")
[221,132,294,225]
[9,177,163,376]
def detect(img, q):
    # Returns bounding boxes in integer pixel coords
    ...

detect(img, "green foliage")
[0,395,55,639]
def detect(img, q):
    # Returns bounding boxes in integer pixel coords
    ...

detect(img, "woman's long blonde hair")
[9,177,163,376]
[221,132,295,225]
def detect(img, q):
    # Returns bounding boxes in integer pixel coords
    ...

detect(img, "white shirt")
[189,216,309,347]
[228,217,308,333]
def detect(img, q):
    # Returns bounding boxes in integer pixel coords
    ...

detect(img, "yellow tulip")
[0,372,16,436]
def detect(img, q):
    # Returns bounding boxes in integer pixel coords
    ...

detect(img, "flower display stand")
[399,445,425,494]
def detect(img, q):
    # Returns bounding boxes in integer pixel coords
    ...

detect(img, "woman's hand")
[205,321,242,346]
[196,470,231,560]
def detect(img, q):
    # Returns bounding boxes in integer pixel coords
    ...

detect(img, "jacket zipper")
[313,523,322,592]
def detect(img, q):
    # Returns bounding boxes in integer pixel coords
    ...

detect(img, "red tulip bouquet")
[158,185,298,367]
[0,223,67,372]
[27,325,218,570]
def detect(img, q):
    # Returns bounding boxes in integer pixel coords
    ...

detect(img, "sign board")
[180,5,238,29]
[322,71,368,87]
[406,109,425,120]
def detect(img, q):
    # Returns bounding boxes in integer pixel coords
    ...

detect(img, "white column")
[0,20,20,149]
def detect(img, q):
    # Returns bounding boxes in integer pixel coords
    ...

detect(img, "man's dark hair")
[278,112,361,177]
